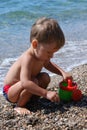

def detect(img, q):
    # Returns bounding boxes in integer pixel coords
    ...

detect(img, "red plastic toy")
[58,79,82,102]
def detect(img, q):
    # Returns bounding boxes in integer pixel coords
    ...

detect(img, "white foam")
[1,57,18,66]
[0,88,3,94]
[66,60,87,72]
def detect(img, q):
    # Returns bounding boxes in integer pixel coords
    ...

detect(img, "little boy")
[3,17,72,115]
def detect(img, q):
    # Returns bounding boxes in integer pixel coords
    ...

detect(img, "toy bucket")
[59,89,72,101]
[59,79,77,101]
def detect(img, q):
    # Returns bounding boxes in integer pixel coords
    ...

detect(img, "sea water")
[0,0,87,93]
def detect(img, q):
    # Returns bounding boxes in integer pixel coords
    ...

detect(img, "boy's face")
[35,42,59,61]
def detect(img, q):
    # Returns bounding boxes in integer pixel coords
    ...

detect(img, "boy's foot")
[14,107,31,115]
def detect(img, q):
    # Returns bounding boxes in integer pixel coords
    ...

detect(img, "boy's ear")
[32,39,38,49]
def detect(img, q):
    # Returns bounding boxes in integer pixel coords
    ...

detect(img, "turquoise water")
[0,0,87,92]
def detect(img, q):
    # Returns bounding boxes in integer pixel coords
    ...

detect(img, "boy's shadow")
[26,94,87,114]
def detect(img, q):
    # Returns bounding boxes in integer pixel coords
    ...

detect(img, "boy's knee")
[42,72,50,84]
[37,72,50,88]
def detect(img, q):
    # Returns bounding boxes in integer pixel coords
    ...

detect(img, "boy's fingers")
[53,94,60,102]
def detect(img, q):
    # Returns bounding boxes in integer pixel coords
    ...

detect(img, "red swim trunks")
[3,85,11,94]
[3,85,11,102]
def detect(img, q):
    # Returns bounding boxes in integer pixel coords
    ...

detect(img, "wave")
[0,10,37,20]
[0,0,87,21]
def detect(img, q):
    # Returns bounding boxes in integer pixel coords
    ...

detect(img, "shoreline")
[0,64,87,130]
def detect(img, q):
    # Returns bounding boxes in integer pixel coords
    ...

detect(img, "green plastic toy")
[58,79,82,102]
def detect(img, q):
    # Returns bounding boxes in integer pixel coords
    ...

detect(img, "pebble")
[0,64,87,130]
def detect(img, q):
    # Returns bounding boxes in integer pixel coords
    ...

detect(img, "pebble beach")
[0,1,87,129]
[0,64,87,130]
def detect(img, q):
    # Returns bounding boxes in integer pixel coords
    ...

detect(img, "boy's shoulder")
[20,49,35,63]
[21,49,32,58]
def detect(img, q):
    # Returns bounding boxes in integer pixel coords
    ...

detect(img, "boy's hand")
[46,91,60,102]
[63,72,73,81]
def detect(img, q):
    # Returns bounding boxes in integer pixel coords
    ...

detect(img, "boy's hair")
[30,17,65,48]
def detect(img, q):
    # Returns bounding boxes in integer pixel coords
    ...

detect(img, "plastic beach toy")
[58,79,82,102]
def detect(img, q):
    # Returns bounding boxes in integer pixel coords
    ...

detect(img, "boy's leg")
[7,72,50,114]
[36,72,50,88]
[8,72,50,103]
[7,81,29,103]
[7,81,33,114]
[31,72,50,101]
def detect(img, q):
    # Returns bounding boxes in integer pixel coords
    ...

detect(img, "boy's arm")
[44,61,72,80]
[20,55,48,98]
[20,55,60,102]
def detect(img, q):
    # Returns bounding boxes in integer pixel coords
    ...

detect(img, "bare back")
[4,48,45,86]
